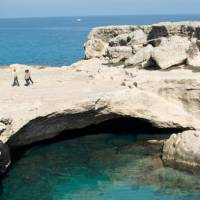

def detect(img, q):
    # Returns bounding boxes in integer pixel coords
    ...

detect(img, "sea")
[1,15,200,200]
[0,15,200,66]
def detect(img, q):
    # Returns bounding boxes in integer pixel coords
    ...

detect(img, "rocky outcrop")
[0,59,200,147]
[84,39,108,59]
[151,36,190,69]
[3,22,200,173]
[162,130,200,171]
[85,22,200,69]
[1,59,200,148]
[125,44,153,67]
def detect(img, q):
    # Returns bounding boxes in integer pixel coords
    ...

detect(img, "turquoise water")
[1,15,200,66]
[1,133,200,200]
[1,15,200,200]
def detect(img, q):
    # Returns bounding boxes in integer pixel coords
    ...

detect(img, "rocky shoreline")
[1,21,200,173]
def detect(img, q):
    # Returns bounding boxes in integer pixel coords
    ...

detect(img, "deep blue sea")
[1,15,200,66]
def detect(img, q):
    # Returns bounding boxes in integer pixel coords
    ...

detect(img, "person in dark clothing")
[12,69,20,87]
[24,69,34,86]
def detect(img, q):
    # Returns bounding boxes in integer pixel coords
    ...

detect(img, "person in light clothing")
[24,69,34,86]
[12,69,20,87]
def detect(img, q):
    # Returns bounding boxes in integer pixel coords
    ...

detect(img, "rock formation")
[2,22,200,173]
[84,22,200,69]
[151,36,190,69]
[163,130,200,171]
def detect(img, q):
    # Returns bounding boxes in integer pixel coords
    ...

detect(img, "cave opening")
[60,117,185,138]
[8,116,186,162]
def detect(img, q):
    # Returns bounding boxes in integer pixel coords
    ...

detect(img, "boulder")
[187,40,200,67]
[84,38,108,59]
[152,36,191,69]
[84,22,200,61]
[125,44,153,67]
[127,29,148,54]
[106,46,133,63]
[163,130,200,171]
[128,29,147,46]
[147,25,169,46]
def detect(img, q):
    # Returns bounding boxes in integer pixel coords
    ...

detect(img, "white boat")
[76,18,81,22]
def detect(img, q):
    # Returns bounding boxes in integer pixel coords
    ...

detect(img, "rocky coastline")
[1,21,200,173]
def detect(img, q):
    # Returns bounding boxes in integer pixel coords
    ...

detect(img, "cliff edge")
[1,22,200,172]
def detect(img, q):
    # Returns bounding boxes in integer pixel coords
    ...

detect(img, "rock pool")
[1,133,200,200]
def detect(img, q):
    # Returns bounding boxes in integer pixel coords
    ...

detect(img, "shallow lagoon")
[1,133,200,200]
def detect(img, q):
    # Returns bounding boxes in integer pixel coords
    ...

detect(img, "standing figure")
[24,69,34,86]
[12,69,20,87]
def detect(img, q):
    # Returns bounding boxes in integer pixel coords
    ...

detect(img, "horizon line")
[1,13,200,20]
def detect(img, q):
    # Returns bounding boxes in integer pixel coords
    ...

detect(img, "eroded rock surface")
[125,44,153,68]
[187,39,200,67]
[1,59,200,148]
[151,36,190,69]
[85,22,200,69]
[106,46,133,63]
[163,130,200,171]
[2,22,200,172]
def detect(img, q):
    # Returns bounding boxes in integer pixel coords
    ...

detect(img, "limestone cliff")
[84,22,200,69]
[1,22,200,173]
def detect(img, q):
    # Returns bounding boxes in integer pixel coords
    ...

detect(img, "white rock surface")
[84,38,108,59]
[187,40,200,67]
[128,29,147,46]
[152,36,191,69]
[163,130,200,170]
[125,45,153,67]
[109,33,132,47]
[106,46,133,63]
[1,58,200,147]
[84,22,200,69]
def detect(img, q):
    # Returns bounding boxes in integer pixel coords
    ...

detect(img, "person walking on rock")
[24,69,34,86]
[12,69,20,87]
